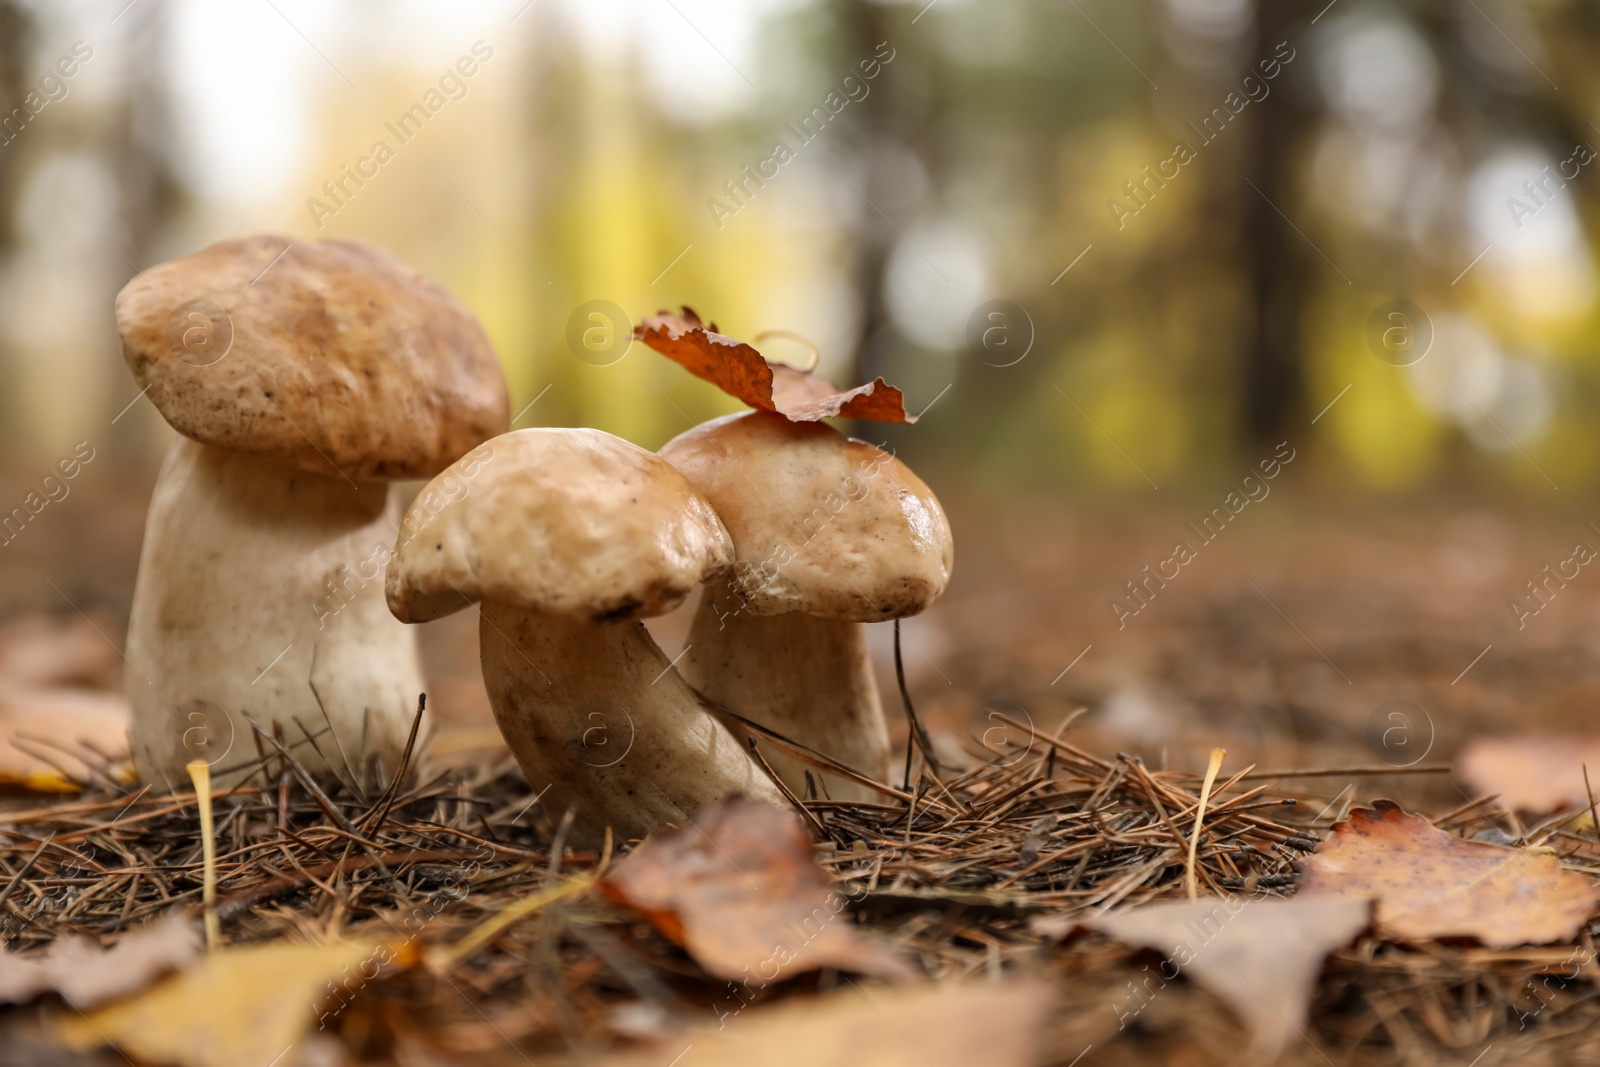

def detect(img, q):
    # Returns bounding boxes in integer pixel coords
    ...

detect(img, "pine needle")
[424,874,594,974]
[1185,747,1226,900]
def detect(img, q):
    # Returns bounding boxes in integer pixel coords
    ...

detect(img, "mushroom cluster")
[117,235,508,789]
[116,246,949,842]
[373,305,957,842]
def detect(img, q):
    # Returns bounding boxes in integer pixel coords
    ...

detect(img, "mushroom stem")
[478,599,785,843]
[127,438,424,790]
[681,587,890,802]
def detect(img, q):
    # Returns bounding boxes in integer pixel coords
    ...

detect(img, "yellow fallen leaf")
[597,980,1053,1067]
[57,937,400,1067]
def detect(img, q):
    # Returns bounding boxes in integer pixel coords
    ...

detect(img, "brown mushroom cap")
[386,428,734,624]
[116,235,508,480]
[658,410,953,621]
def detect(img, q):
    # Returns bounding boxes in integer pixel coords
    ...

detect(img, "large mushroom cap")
[116,235,508,481]
[387,428,734,624]
[659,410,953,621]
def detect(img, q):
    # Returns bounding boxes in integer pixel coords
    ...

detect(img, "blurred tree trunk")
[843,0,896,388]
[111,0,185,277]
[1241,0,1310,444]
[0,2,30,450]
[106,0,186,448]
[0,1,27,250]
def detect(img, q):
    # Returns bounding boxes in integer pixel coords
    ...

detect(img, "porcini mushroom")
[117,235,508,789]
[385,427,785,843]
[659,410,953,800]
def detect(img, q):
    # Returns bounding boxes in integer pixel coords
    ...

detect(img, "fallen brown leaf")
[1296,799,1598,948]
[1068,896,1369,1060]
[597,980,1053,1067]
[0,911,199,1009]
[1458,735,1600,813]
[0,685,130,791]
[599,797,912,983]
[57,936,399,1067]
[635,307,915,423]
[0,614,122,689]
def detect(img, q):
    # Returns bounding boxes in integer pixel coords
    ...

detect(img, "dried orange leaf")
[1072,897,1369,1060]
[597,980,1052,1067]
[599,797,912,982]
[1297,800,1598,948]
[634,307,915,423]
[1458,735,1600,814]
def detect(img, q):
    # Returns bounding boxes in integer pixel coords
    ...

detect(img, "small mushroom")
[117,235,508,789]
[385,427,785,843]
[658,410,954,800]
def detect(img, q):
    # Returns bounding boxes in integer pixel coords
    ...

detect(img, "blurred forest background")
[3,0,1600,495]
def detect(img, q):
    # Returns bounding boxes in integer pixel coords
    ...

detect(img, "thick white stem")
[127,438,425,790]
[479,598,785,843]
[681,588,890,802]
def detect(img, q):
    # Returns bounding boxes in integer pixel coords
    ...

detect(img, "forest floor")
[2,470,1599,1065]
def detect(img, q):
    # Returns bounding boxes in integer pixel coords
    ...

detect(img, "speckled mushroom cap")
[115,235,508,481]
[658,410,953,622]
[386,428,735,624]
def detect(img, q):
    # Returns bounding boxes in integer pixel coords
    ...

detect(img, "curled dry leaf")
[634,307,915,423]
[599,796,912,983]
[1458,735,1600,814]
[596,980,1053,1067]
[0,911,199,1009]
[57,936,401,1067]
[1297,799,1599,949]
[1062,896,1370,1061]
